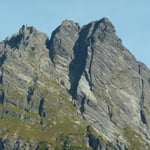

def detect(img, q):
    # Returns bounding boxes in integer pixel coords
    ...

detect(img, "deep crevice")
[0,74,3,84]
[0,139,4,150]
[0,51,7,104]
[27,86,34,104]
[0,51,6,104]
[80,96,86,114]
[69,21,104,98]
[88,45,94,90]
[87,126,101,150]
[140,91,147,124]
[138,65,147,125]
[140,110,147,124]
[138,64,141,75]
[140,91,144,108]
[47,27,60,66]
[46,38,54,65]
[69,24,91,98]
[0,67,4,84]
[38,98,46,118]
[140,90,147,124]
[141,79,144,89]
[0,52,6,68]
[0,90,5,104]
[26,76,38,105]
[69,21,102,97]
[107,105,113,121]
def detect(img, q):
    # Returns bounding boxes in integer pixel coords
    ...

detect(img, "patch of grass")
[122,127,147,150]
[0,104,24,114]
[0,104,89,149]
[37,141,49,150]
[0,104,40,120]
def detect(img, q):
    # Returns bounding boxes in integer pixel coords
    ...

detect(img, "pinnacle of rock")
[19,25,37,35]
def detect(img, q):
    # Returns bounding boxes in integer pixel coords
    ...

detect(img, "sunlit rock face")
[0,18,149,150]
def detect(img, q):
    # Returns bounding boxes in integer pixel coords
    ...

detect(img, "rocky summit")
[0,18,149,150]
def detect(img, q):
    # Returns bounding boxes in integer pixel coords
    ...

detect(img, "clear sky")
[0,0,150,68]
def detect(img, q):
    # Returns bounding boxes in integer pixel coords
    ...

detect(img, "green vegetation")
[37,141,49,150]
[0,72,88,148]
[0,80,89,150]
[122,127,147,150]
[0,108,89,149]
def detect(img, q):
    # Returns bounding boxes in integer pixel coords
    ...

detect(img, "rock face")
[0,18,150,150]
[69,18,150,148]
[49,20,80,89]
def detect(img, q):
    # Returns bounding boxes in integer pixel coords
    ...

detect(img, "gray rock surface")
[69,18,150,149]
[0,136,37,150]
[0,25,56,113]
[0,18,149,150]
[49,20,80,89]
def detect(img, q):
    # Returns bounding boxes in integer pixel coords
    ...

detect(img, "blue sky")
[0,0,150,68]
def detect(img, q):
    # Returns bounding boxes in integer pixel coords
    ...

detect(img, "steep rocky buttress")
[0,18,149,150]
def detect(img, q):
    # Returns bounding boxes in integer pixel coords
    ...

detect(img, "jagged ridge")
[0,18,149,150]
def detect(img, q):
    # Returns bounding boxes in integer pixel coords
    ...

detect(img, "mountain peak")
[96,17,116,33]
[61,19,79,26]
[78,17,117,46]
[100,17,112,23]
[57,20,80,33]
[19,25,37,35]
[4,25,48,50]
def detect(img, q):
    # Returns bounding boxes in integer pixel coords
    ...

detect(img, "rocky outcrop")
[49,20,80,89]
[69,18,150,149]
[0,25,56,113]
[0,136,37,150]
[0,18,150,150]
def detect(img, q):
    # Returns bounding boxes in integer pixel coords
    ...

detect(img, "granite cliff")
[0,18,149,150]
